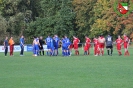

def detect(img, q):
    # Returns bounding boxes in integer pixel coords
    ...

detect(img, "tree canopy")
[0,0,133,44]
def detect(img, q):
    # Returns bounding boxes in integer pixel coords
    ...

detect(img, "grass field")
[0,48,133,88]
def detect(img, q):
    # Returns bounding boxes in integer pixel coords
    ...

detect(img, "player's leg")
[117,46,122,56]
[34,45,37,56]
[5,46,7,56]
[47,45,51,56]
[106,46,109,55]
[10,45,13,56]
[74,45,77,55]
[124,44,129,56]
[110,46,113,56]
[39,46,42,56]
[101,44,104,56]
[95,46,99,56]
[94,45,96,55]
[12,45,14,56]
[55,45,58,56]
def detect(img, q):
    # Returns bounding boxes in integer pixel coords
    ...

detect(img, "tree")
[26,0,75,39]
[72,0,97,40]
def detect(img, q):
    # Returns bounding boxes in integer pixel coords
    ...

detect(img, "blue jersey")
[54,37,60,46]
[20,38,24,46]
[45,37,52,46]
[62,39,66,47]
[50,39,54,47]
[65,38,71,46]
[4,40,8,47]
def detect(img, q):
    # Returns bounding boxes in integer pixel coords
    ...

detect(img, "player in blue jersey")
[53,35,60,56]
[20,35,25,56]
[45,35,52,56]
[61,37,66,56]
[64,36,71,56]
[50,37,55,56]
[3,37,8,56]
[33,36,40,56]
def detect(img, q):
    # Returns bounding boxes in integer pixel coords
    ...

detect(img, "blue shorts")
[47,45,51,49]
[54,45,58,49]
[34,45,39,51]
[51,47,55,51]
[62,46,68,50]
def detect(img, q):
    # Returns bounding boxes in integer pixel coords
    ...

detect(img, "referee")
[39,36,44,56]
[105,34,113,56]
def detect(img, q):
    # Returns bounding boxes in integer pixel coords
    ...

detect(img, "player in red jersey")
[84,43,88,55]
[98,35,105,56]
[123,34,130,56]
[93,37,100,56]
[85,36,91,55]
[115,35,123,56]
[73,36,80,55]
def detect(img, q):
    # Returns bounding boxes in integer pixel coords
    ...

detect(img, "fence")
[0,43,132,53]
[0,45,48,52]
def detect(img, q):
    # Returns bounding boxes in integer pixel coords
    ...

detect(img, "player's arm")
[128,39,130,46]
[3,41,6,48]
[32,40,34,46]
[38,40,41,47]
[120,40,124,46]
[45,39,47,45]
[112,37,113,45]
[20,39,24,46]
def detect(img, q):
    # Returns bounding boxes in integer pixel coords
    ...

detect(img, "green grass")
[0,48,133,88]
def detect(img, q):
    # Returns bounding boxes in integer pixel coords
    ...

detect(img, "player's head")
[5,37,8,40]
[33,36,37,39]
[118,35,121,39]
[54,35,58,37]
[85,35,88,38]
[10,37,13,39]
[40,36,43,39]
[48,34,51,37]
[100,34,103,37]
[123,34,127,37]
[62,36,64,39]
[21,35,24,38]
[108,33,111,36]
[73,36,76,39]
[64,35,67,38]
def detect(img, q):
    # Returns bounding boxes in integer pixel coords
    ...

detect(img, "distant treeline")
[0,0,133,44]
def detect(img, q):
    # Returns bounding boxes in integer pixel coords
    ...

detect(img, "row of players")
[3,34,130,56]
[32,34,130,56]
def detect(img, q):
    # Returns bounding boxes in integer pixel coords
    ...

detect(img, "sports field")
[0,48,133,88]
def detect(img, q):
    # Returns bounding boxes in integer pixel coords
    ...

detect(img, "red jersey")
[98,36,105,44]
[93,39,98,45]
[124,36,129,44]
[73,38,80,45]
[116,39,123,46]
[86,38,91,45]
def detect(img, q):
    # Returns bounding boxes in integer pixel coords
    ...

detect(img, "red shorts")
[117,45,121,50]
[84,46,88,51]
[86,44,91,49]
[69,44,73,49]
[124,43,128,48]
[99,43,104,48]
[73,44,78,49]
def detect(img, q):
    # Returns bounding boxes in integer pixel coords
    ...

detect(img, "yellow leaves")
[94,19,108,30]
[0,0,2,4]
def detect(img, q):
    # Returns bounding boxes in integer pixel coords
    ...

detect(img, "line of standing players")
[32,34,130,56]
[33,35,71,56]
